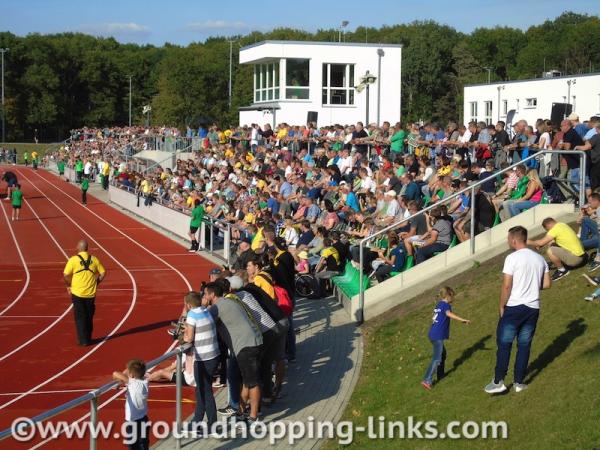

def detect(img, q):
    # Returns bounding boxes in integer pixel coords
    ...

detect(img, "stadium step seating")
[332,262,370,299]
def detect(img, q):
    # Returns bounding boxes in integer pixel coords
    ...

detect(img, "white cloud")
[80,22,151,37]
[184,20,249,33]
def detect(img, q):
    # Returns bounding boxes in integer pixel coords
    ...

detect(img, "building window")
[525,98,537,108]
[285,58,309,100]
[322,63,355,106]
[502,100,508,117]
[254,62,280,103]
[469,102,478,122]
[484,101,493,125]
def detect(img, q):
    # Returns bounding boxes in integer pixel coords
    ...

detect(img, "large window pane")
[286,59,309,87]
[330,89,347,105]
[285,88,309,100]
[274,63,280,87]
[330,64,346,88]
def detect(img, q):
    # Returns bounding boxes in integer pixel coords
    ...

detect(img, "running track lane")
[0,167,215,449]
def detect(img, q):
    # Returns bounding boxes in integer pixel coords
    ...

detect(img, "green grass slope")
[2,143,63,163]
[332,252,600,449]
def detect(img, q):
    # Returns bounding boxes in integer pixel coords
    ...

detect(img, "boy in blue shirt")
[422,287,470,390]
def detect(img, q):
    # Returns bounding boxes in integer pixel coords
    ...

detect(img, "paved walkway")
[42,167,363,449]
[154,296,362,450]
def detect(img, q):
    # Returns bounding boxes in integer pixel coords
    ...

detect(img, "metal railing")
[112,182,233,267]
[0,343,192,449]
[356,149,587,324]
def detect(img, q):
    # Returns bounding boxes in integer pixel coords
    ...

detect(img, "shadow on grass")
[445,334,492,377]
[525,317,587,384]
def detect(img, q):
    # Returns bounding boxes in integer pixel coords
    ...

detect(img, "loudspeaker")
[306,111,318,125]
[551,103,572,125]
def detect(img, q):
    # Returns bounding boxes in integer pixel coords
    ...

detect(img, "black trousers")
[82,190,87,204]
[125,415,149,450]
[102,175,109,190]
[72,295,95,345]
[591,162,600,191]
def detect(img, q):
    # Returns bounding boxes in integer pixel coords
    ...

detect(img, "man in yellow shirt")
[63,239,106,346]
[527,217,585,281]
[101,159,110,190]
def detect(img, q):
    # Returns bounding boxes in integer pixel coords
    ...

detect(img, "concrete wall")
[345,203,578,322]
[463,73,600,126]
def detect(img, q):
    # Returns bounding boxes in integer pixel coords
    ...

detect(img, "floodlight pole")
[228,40,234,109]
[128,75,132,127]
[376,49,384,126]
[1,48,8,143]
[365,72,370,126]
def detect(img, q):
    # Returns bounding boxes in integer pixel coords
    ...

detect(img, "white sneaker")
[514,383,528,393]
[484,379,507,394]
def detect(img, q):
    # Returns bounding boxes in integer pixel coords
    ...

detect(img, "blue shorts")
[7,179,17,188]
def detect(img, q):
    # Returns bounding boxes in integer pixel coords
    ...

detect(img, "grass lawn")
[1,142,63,163]
[329,249,600,449]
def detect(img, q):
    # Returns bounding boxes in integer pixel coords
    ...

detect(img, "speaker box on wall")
[551,103,572,125]
[306,111,318,125]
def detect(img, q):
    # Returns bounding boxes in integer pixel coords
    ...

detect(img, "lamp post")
[567,79,576,109]
[376,48,384,126]
[338,21,349,43]
[128,75,132,127]
[483,66,493,84]
[228,40,235,109]
[1,48,8,143]
[355,71,377,125]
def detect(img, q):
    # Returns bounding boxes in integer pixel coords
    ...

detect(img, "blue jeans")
[193,358,218,427]
[569,168,591,193]
[580,216,599,250]
[423,339,446,384]
[227,354,241,409]
[415,242,449,264]
[507,200,540,218]
[494,304,539,384]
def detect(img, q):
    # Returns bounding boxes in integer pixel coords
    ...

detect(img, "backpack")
[256,273,293,316]
[75,255,93,274]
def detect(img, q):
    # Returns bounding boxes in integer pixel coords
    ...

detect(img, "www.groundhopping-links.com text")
[11,416,508,444]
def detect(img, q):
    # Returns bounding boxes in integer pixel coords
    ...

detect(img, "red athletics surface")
[0,166,217,449]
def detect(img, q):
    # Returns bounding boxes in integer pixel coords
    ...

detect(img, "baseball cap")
[567,112,579,121]
[209,268,222,276]
[226,275,244,290]
[240,236,252,244]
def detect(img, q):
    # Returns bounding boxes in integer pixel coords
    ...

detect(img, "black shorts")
[190,226,199,234]
[169,371,190,387]
[7,179,16,188]
[12,205,21,209]
[236,346,262,388]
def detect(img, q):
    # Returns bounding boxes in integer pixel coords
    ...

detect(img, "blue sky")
[2,0,599,46]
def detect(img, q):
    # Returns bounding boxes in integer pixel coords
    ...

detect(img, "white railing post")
[470,186,476,255]
[358,240,364,324]
[89,396,97,450]
[175,351,183,450]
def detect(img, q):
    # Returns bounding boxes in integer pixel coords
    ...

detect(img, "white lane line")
[33,170,192,292]
[0,170,138,410]
[0,315,61,319]
[0,384,178,396]
[0,202,31,316]
[29,341,179,449]
[0,181,76,362]
[128,268,177,272]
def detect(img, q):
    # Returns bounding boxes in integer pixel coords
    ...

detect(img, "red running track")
[0,167,217,449]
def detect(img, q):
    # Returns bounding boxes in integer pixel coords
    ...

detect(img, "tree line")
[0,11,598,142]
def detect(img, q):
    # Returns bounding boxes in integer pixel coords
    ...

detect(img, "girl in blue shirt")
[422,286,470,390]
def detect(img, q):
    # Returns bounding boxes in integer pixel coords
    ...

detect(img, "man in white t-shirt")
[485,226,551,394]
[113,359,149,449]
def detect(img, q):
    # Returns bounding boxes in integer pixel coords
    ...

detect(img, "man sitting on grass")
[527,217,586,281]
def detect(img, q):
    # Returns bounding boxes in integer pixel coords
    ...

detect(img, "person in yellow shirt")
[63,240,106,346]
[247,258,275,300]
[101,160,110,190]
[527,217,585,281]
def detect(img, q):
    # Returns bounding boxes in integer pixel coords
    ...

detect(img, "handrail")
[0,343,192,445]
[356,149,588,324]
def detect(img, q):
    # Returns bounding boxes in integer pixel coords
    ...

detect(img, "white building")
[464,73,600,127]
[238,40,402,127]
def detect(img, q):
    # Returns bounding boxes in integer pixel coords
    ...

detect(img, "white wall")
[464,73,600,127]
[239,41,402,127]
[341,203,577,323]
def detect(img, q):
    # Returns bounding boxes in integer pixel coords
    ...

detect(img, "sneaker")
[583,274,599,286]
[212,381,226,388]
[484,379,507,394]
[421,380,432,390]
[514,383,528,393]
[584,295,597,302]
[217,406,237,417]
[589,260,600,272]
[551,269,569,282]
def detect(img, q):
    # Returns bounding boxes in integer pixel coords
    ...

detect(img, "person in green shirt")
[390,125,407,154]
[81,176,89,206]
[188,199,205,252]
[11,184,23,221]
[57,160,66,180]
[23,152,29,167]
[75,158,84,183]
